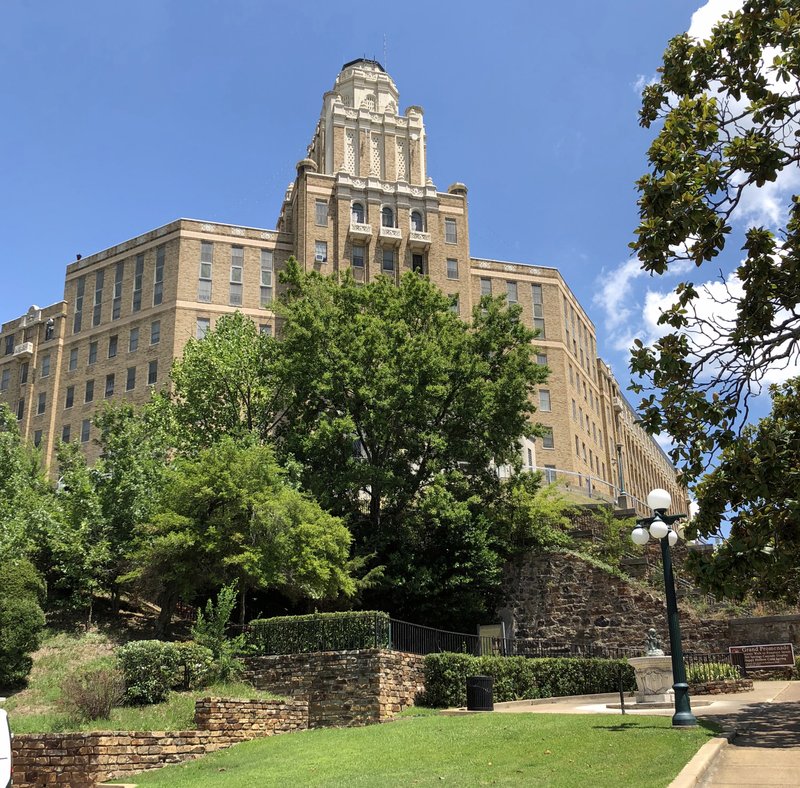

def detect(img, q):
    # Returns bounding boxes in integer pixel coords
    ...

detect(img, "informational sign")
[729,643,795,669]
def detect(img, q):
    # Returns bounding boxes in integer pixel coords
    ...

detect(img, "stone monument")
[627,629,675,705]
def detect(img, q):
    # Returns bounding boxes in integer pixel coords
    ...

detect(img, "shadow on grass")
[592,719,721,734]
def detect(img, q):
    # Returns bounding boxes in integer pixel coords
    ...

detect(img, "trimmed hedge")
[421,652,636,708]
[247,611,391,655]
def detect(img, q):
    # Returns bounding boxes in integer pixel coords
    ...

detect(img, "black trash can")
[466,675,494,711]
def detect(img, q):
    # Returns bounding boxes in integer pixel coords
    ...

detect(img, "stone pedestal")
[628,656,674,704]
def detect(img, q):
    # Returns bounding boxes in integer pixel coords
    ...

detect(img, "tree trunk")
[155,587,178,639]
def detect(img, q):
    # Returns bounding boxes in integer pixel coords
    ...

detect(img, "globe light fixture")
[629,488,696,728]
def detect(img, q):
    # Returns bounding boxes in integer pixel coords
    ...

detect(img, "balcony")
[408,230,431,250]
[13,342,33,359]
[349,221,373,240]
[379,225,402,246]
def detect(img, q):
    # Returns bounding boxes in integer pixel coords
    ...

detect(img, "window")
[527,447,533,468]
[539,389,551,412]
[412,253,425,274]
[259,324,273,337]
[315,199,328,226]
[260,250,274,306]
[199,242,213,302]
[65,386,74,409]
[446,259,459,279]
[69,347,78,371]
[506,281,518,303]
[0,368,9,392]
[230,247,243,305]
[112,261,124,319]
[88,341,98,365]
[4,334,14,355]
[93,270,104,326]
[532,284,545,337]
[20,362,28,384]
[575,435,580,455]
[37,392,46,415]
[410,210,424,231]
[381,206,394,228]
[73,276,85,333]
[545,465,557,484]
[450,295,460,315]
[480,278,492,297]
[541,427,554,449]
[108,335,118,358]
[444,218,457,243]
[129,327,139,352]
[150,321,160,345]
[132,253,144,312]
[148,360,158,386]
[41,354,51,378]
[314,241,328,263]
[382,248,395,274]
[34,430,42,448]
[572,399,577,420]
[44,319,55,341]
[105,373,115,398]
[196,317,210,339]
[352,245,365,268]
[126,366,136,391]
[61,424,71,443]
[16,399,24,420]
[85,379,94,403]
[153,245,165,306]
[81,419,90,443]
[536,353,548,366]
[351,202,365,224]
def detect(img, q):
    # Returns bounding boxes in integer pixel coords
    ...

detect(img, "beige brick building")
[0,59,688,515]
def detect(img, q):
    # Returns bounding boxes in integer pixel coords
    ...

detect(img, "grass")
[2,629,278,734]
[118,712,718,788]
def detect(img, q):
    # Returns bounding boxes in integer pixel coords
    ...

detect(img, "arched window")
[410,211,424,232]
[351,202,365,224]
[381,206,394,228]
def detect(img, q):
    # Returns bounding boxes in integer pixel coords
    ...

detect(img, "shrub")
[420,653,636,708]
[192,583,245,681]
[686,661,740,683]
[60,662,125,720]
[0,558,46,688]
[247,611,391,655]
[118,640,182,704]
[172,642,216,690]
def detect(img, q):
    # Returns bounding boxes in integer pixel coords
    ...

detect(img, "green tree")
[126,439,354,636]
[630,1,800,597]
[169,312,287,448]
[687,376,800,603]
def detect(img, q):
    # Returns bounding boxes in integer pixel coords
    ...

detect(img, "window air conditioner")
[315,254,325,262]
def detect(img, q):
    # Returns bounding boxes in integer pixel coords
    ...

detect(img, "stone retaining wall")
[690,678,754,695]
[244,648,426,727]
[11,697,308,788]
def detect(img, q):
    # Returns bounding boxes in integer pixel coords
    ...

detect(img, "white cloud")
[737,165,800,229]
[687,0,744,40]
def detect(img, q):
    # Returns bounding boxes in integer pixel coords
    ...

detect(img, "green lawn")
[122,712,718,788]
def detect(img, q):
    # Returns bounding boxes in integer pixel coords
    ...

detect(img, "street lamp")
[631,487,697,727]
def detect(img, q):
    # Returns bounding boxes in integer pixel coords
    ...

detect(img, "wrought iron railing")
[684,651,747,681]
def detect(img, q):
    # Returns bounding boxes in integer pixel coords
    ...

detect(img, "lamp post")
[630,488,697,727]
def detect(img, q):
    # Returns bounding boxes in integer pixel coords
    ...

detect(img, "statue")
[645,628,665,656]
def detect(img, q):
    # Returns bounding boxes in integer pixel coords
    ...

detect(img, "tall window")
[446,259,459,279]
[153,245,165,306]
[69,347,78,370]
[0,369,9,392]
[315,200,328,226]
[126,366,136,391]
[65,385,74,409]
[382,248,395,274]
[532,284,545,337]
[85,379,94,403]
[41,354,51,377]
[351,202,365,224]
[260,249,273,306]
[93,270,104,326]
[410,210,424,231]
[539,389,551,412]
[315,241,328,263]
[352,245,365,269]
[150,320,160,345]
[37,392,46,415]
[44,319,55,341]
[412,253,425,274]
[16,399,24,420]
[132,253,144,312]
[536,353,548,366]
[148,360,158,386]
[73,276,85,333]
[3,335,13,355]
[196,317,210,339]
[81,419,90,443]
[129,327,139,352]
[20,362,28,384]
[112,261,124,319]
[542,427,554,449]
[480,278,492,297]
[230,247,243,305]
[199,241,213,303]
[105,373,115,398]
[108,335,118,358]
[444,218,457,243]
[450,295,460,315]
[88,341,98,365]
[506,281,518,303]
[62,425,71,443]
[34,430,42,447]
[381,206,394,228]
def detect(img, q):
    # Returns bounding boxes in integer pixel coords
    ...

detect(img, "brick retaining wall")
[11,697,308,788]
[244,648,426,727]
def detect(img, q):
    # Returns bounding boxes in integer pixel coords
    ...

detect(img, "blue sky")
[2,0,783,438]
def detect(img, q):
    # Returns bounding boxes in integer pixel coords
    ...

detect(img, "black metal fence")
[684,651,746,681]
